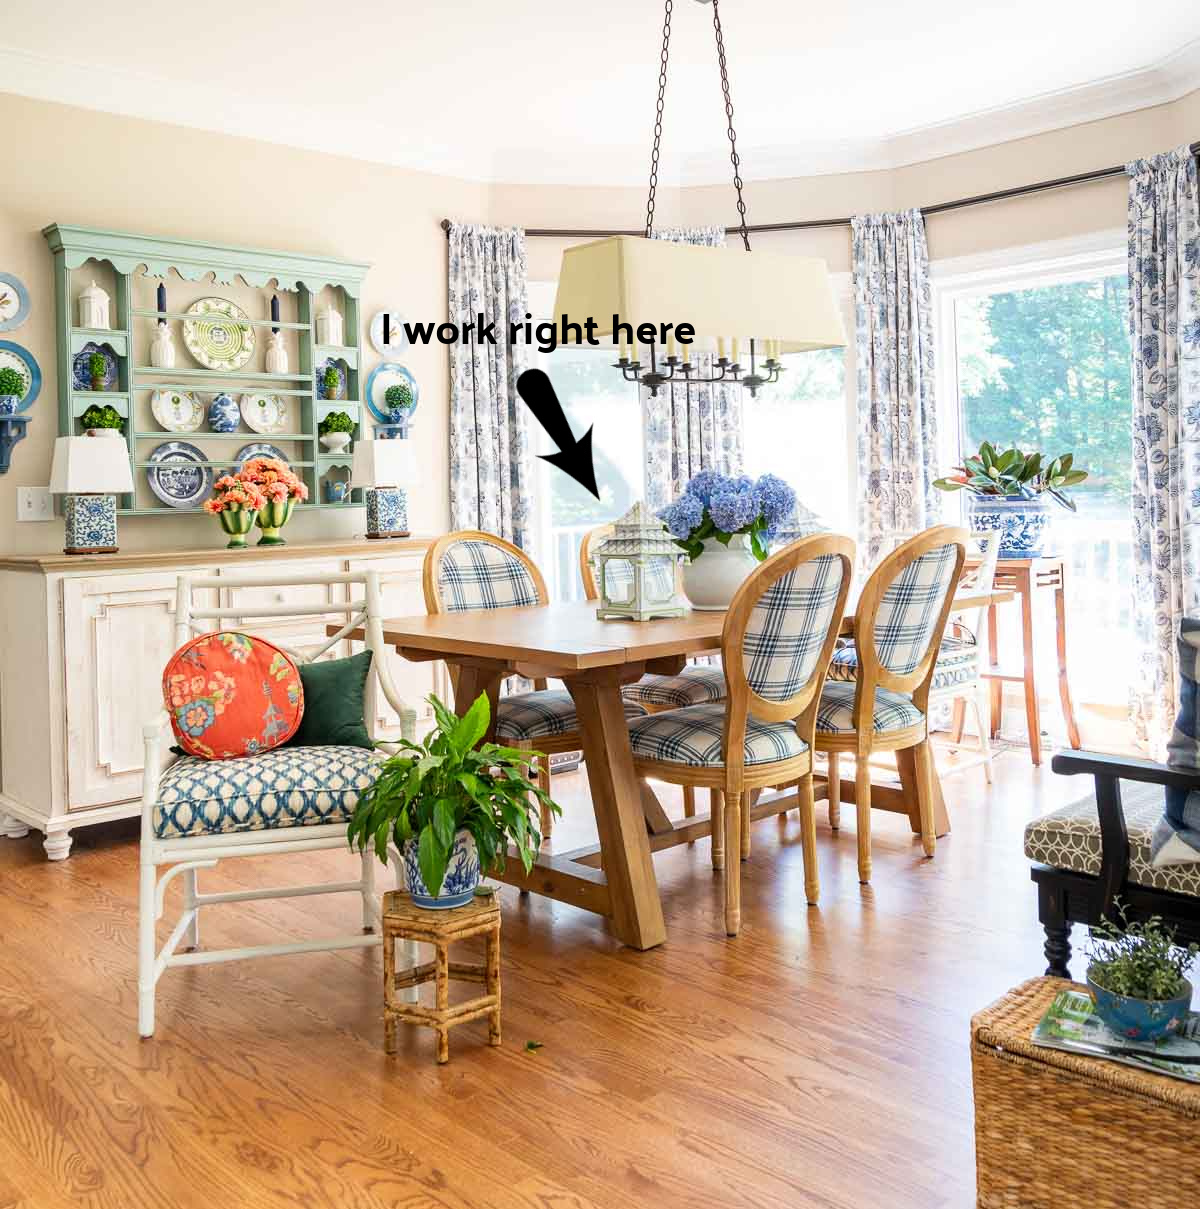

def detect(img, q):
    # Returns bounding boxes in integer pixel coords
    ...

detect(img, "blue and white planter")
[968,495,1051,559]
[401,828,482,909]
[1087,973,1193,1043]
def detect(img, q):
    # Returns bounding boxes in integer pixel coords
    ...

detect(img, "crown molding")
[0,39,1197,188]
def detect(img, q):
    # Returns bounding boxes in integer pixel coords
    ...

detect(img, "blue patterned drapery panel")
[1127,147,1200,752]
[447,222,534,550]
[851,209,939,566]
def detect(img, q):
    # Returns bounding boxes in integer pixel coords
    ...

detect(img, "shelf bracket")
[0,417,29,474]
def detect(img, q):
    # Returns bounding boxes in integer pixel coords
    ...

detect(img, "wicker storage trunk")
[971,978,1200,1208]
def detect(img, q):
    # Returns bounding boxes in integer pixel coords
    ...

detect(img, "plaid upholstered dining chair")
[627,534,854,936]
[423,530,648,839]
[815,526,969,884]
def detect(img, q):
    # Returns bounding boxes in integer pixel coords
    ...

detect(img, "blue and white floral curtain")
[851,209,939,565]
[1127,147,1200,751]
[447,223,534,550]
[642,225,744,510]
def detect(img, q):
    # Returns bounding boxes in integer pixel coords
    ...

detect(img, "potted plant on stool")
[348,692,559,909]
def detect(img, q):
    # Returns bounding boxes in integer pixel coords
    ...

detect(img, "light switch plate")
[17,486,53,522]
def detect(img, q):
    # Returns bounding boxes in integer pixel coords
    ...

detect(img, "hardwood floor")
[0,748,1090,1208]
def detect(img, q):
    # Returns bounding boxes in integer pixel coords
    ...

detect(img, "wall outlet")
[16,487,53,522]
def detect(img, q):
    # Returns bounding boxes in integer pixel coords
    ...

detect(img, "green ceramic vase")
[218,504,255,549]
[256,497,295,546]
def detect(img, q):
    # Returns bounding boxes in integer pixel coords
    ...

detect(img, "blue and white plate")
[365,362,419,425]
[315,357,348,402]
[0,273,31,332]
[147,441,212,509]
[233,441,289,468]
[0,341,42,412]
[72,341,119,392]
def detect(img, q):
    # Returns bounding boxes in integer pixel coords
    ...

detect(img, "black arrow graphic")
[516,369,599,499]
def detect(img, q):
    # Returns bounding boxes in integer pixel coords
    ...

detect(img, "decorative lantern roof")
[593,502,681,559]
[593,503,688,622]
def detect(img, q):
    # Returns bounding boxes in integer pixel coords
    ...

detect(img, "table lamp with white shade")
[351,439,413,539]
[49,435,134,554]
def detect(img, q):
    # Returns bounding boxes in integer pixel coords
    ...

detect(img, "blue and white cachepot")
[401,827,481,909]
[207,392,240,433]
[1087,973,1193,1042]
[64,493,118,553]
[968,494,1051,559]
[0,395,19,416]
[366,486,408,537]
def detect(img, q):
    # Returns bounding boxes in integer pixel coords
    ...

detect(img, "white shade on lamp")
[350,439,415,488]
[49,435,134,495]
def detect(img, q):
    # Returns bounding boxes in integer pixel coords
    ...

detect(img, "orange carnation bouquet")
[236,457,308,546]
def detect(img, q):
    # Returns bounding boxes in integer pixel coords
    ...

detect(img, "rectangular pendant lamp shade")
[49,436,134,495]
[551,235,846,354]
[350,439,415,488]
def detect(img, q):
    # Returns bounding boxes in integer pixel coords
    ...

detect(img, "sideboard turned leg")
[0,812,30,839]
[43,831,73,861]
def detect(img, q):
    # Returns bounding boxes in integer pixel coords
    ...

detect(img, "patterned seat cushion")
[628,703,808,768]
[827,634,980,693]
[437,539,540,612]
[622,666,728,709]
[1024,780,1200,899]
[153,745,383,839]
[495,690,646,741]
[815,681,924,734]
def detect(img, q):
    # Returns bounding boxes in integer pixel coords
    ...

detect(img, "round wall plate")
[365,362,419,424]
[0,341,42,412]
[0,273,31,331]
[369,310,409,357]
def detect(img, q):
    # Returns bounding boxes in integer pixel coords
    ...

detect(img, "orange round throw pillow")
[163,631,304,759]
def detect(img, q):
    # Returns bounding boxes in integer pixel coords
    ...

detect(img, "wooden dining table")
[347,588,1012,951]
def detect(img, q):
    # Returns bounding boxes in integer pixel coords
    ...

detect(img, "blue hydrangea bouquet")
[660,471,797,563]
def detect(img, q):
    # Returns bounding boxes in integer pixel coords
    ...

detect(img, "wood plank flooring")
[0,750,1090,1208]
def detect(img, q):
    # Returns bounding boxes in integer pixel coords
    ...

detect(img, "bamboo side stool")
[381,890,501,1064]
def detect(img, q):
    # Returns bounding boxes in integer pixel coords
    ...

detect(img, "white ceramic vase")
[319,430,351,453]
[150,322,176,368]
[681,535,759,611]
[265,330,289,374]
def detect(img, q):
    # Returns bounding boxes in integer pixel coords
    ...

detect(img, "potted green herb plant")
[933,443,1088,559]
[88,351,108,393]
[322,365,341,401]
[0,366,24,415]
[79,403,124,438]
[347,692,559,909]
[1086,910,1197,1042]
[384,382,413,425]
[318,410,354,453]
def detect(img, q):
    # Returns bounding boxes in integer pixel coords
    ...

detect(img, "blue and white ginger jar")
[207,392,240,433]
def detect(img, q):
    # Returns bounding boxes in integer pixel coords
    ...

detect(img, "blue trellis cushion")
[628,703,807,767]
[827,634,979,693]
[815,681,924,734]
[871,543,959,675]
[622,666,728,709]
[437,538,539,612]
[1152,617,1200,865]
[742,553,845,701]
[495,690,646,741]
[153,745,383,839]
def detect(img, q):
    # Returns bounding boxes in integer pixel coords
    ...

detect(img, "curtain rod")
[439,140,1200,238]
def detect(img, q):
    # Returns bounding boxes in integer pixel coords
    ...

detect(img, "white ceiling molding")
[0,37,1196,188]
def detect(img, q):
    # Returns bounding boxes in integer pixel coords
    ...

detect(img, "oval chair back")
[422,529,548,616]
[851,525,969,724]
[719,534,855,792]
[578,523,613,602]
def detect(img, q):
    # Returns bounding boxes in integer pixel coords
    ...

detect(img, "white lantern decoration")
[78,280,111,330]
[593,503,688,622]
[316,304,344,347]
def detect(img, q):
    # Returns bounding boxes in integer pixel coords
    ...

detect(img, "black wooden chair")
[1026,750,1200,976]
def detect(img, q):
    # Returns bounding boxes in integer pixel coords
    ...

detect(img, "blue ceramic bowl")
[1087,973,1193,1042]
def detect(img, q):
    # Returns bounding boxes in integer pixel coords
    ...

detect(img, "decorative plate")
[0,341,42,412]
[72,341,118,392]
[147,441,212,509]
[151,389,203,433]
[365,362,419,425]
[240,392,287,434]
[0,273,30,331]
[183,296,255,371]
[314,357,347,402]
[369,310,409,357]
[233,441,289,468]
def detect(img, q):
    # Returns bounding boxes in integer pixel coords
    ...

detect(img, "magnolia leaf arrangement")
[1087,909,1197,1001]
[347,692,559,901]
[933,442,1089,511]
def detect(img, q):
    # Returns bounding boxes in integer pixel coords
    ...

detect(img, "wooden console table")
[967,555,1082,765]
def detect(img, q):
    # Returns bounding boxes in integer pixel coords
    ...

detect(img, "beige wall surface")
[0,86,1197,556]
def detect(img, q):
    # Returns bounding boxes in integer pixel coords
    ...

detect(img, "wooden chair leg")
[724,787,741,936]
[797,773,819,905]
[826,752,841,829]
[913,740,937,858]
[710,789,725,871]
[949,698,967,745]
[854,755,872,884]
[740,790,751,860]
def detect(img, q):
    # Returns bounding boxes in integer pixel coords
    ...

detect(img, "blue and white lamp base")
[64,493,119,554]
[365,486,409,540]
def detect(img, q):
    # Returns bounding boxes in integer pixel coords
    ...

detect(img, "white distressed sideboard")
[0,537,444,859]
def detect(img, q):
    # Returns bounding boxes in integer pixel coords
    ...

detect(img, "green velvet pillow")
[287,650,374,749]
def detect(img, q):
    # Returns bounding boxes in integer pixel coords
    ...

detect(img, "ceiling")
[2,0,1198,186]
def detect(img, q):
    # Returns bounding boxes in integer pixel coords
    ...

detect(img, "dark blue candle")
[157,282,166,316]
[270,294,280,334]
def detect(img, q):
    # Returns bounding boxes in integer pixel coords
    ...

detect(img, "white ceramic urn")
[78,280,111,329]
[316,305,344,347]
[681,535,759,611]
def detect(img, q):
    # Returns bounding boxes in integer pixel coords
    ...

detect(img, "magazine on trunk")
[1031,990,1200,1084]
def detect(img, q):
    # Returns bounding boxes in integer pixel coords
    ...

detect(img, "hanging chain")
[711,0,750,250]
[644,0,674,239]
